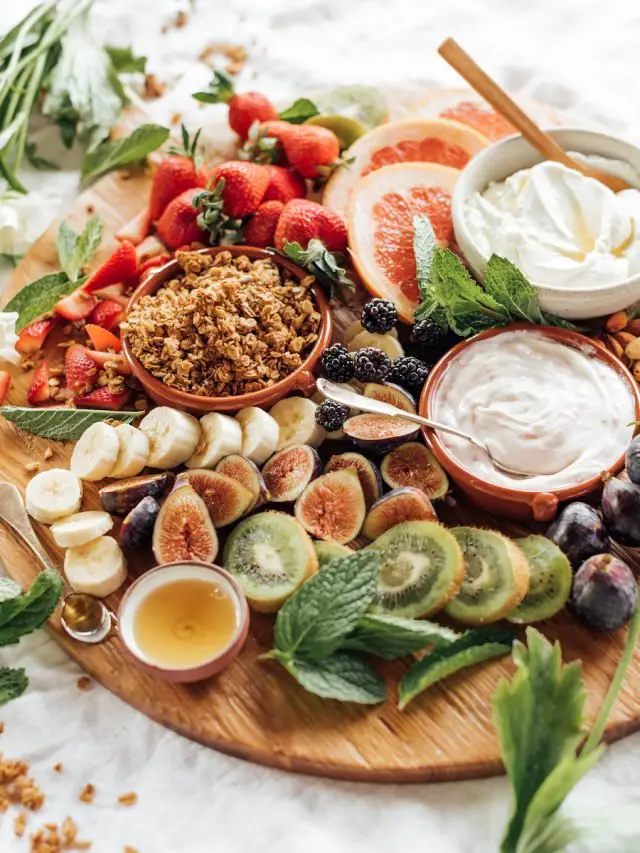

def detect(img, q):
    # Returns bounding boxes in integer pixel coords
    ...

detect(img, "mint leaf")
[399,627,515,709]
[279,98,319,124]
[483,255,546,325]
[57,215,103,281]
[4,272,83,331]
[274,550,382,662]
[341,614,459,660]
[0,577,21,603]
[0,568,63,646]
[413,214,437,303]
[56,222,78,280]
[430,249,507,315]
[0,407,139,440]
[81,124,170,181]
[278,652,386,704]
[105,45,147,74]
[0,667,28,706]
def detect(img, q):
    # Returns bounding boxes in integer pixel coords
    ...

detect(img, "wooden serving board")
[1,111,640,784]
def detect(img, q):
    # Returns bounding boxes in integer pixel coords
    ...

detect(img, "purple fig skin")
[546,502,609,570]
[119,496,160,550]
[625,435,640,486]
[571,554,638,631]
[601,476,640,547]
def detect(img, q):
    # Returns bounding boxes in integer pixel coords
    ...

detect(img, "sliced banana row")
[269,397,326,450]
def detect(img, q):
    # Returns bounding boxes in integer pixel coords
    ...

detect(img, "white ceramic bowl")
[452,128,640,320]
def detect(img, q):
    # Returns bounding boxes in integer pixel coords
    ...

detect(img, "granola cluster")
[122,250,321,397]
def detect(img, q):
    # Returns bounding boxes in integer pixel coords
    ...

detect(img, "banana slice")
[235,407,280,465]
[64,536,127,598]
[139,407,201,469]
[269,397,326,450]
[186,413,243,469]
[25,469,83,525]
[110,424,150,479]
[51,511,114,548]
[348,330,404,359]
[70,422,120,482]
[345,320,398,345]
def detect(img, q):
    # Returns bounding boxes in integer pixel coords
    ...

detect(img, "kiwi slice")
[445,528,530,625]
[313,540,354,568]
[222,511,318,612]
[507,535,572,624]
[367,521,464,618]
[305,114,366,148]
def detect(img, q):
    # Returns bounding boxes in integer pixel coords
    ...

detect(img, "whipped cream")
[433,331,635,491]
[465,160,640,289]
[0,312,20,365]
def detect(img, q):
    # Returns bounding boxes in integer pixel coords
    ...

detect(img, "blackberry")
[387,356,430,395]
[361,298,398,334]
[315,400,349,432]
[410,318,447,350]
[320,343,355,382]
[353,347,391,383]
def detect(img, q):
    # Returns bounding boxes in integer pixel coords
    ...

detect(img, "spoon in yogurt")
[317,378,537,479]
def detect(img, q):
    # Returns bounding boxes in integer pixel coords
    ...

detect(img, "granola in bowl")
[121,250,322,398]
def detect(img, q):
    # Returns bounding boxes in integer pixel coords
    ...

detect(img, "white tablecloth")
[2,1,640,850]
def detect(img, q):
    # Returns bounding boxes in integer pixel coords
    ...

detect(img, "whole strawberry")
[193,71,278,139]
[242,120,295,165]
[243,200,284,248]
[281,125,340,179]
[148,125,207,223]
[274,199,347,253]
[262,165,306,204]
[156,187,209,250]
[210,161,269,218]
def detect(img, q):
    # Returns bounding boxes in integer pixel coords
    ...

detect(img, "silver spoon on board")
[0,482,114,644]
[316,378,538,479]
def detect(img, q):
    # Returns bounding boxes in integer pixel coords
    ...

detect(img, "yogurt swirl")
[433,331,635,490]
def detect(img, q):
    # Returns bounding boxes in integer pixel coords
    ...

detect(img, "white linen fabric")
[1,0,640,850]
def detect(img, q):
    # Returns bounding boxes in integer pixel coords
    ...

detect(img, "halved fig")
[261,444,321,502]
[176,470,253,528]
[99,472,175,516]
[381,442,449,499]
[343,413,419,454]
[295,468,366,544]
[119,496,160,550]
[214,454,269,511]
[362,487,437,540]
[363,383,416,413]
[324,452,382,509]
[152,483,218,564]
[313,540,354,567]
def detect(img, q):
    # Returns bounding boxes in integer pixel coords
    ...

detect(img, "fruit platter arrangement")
[2,27,640,802]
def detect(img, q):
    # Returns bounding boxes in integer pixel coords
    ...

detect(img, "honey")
[133,579,238,668]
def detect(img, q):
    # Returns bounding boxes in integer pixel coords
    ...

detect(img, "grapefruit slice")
[348,162,460,324]
[323,118,486,218]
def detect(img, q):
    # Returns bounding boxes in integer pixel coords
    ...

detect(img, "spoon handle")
[438,38,576,169]
[0,482,58,573]
[390,409,486,450]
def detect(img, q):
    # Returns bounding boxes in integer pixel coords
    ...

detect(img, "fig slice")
[176,470,253,528]
[363,382,416,413]
[152,483,218,564]
[119,496,160,550]
[324,452,382,509]
[214,454,269,511]
[262,444,321,503]
[99,472,175,516]
[362,487,437,540]
[343,413,419,453]
[381,442,448,499]
[295,468,366,544]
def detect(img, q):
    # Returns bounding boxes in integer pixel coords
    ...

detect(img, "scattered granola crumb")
[79,783,95,804]
[25,461,40,473]
[14,811,26,837]
[0,722,4,734]
[124,847,138,853]
[170,112,182,125]
[43,447,53,461]
[86,204,95,215]
[53,763,63,773]
[225,60,243,76]
[30,816,91,852]
[117,792,137,807]
[143,73,166,100]
[0,755,45,813]
[76,677,92,692]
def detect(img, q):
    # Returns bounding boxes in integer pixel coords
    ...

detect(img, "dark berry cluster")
[320,343,354,382]
[410,318,447,350]
[353,347,392,383]
[315,400,350,432]
[387,355,430,395]
[361,299,397,334]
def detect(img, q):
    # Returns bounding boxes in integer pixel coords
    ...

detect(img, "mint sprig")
[81,123,170,181]
[0,568,63,646]
[56,214,103,282]
[275,651,386,705]
[340,614,459,660]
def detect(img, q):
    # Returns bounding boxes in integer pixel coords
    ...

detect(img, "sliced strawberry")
[85,350,133,376]
[27,361,51,404]
[115,209,151,245]
[86,324,122,353]
[15,318,57,355]
[87,300,125,331]
[135,235,167,262]
[90,283,125,299]
[64,345,98,395]
[54,287,97,321]
[84,241,138,293]
[75,388,132,410]
[136,254,171,283]
[0,371,11,405]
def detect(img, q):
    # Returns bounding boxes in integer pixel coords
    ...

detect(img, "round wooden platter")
[1,110,640,785]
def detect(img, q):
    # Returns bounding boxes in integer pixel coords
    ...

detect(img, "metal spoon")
[316,378,537,479]
[0,482,114,644]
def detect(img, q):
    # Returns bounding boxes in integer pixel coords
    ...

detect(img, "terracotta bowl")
[122,246,333,414]
[419,324,640,522]
[118,561,250,684]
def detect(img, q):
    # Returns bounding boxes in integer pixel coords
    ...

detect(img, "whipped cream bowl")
[452,129,640,319]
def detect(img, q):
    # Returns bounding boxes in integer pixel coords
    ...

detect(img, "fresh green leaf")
[430,250,507,315]
[25,142,58,171]
[279,97,319,124]
[483,255,546,325]
[0,407,140,440]
[105,45,147,74]
[0,577,22,603]
[56,221,79,280]
[341,614,459,660]
[81,123,170,181]
[399,627,515,709]
[0,568,63,646]
[282,239,355,301]
[0,253,23,268]
[56,215,103,281]
[276,651,386,704]
[413,214,437,302]
[192,70,235,105]
[274,550,382,662]
[0,667,28,706]
[3,272,81,331]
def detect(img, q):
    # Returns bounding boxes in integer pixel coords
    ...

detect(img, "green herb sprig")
[0,407,140,440]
